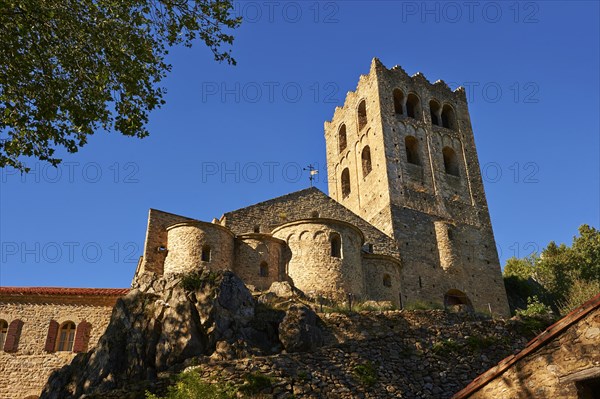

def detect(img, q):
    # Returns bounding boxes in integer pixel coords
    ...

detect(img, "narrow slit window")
[331,234,342,258]
[361,145,372,177]
[201,245,211,262]
[259,261,269,277]
[429,100,441,126]
[341,168,351,198]
[357,100,367,130]
[405,136,420,166]
[393,89,404,115]
[406,93,421,119]
[443,147,459,176]
[338,124,347,153]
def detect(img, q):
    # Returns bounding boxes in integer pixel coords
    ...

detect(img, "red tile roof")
[0,287,130,296]
[452,292,600,398]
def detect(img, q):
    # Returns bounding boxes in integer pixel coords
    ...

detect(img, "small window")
[429,100,441,126]
[406,93,421,119]
[330,233,341,258]
[393,89,404,115]
[443,147,459,176]
[357,100,367,130]
[201,245,211,262]
[0,320,7,350]
[405,136,420,166]
[338,124,347,153]
[253,225,260,233]
[361,145,372,177]
[441,104,456,130]
[56,322,76,352]
[259,261,269,277]
[310,211,319,218]
[341,168,351,198]
[383,274,392,287]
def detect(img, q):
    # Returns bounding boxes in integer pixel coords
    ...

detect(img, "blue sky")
[1,1,598,288]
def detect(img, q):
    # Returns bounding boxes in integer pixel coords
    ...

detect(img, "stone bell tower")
[324,58,510,316]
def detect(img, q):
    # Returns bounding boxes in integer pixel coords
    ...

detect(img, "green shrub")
[145,371,235,399]
[238,372,273,395]
[179,270,218,292]
[431,338,460,355]
[353,361,377,387]
[515,296,552,318]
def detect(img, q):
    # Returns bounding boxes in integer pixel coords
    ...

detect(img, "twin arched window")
[45,320,91,353]
[57,322,76,352]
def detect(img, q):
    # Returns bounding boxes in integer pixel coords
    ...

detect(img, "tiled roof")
[0,287,130,296]
[452,292,600,398]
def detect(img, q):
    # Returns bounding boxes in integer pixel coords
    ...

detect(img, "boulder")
[278,304,323,353]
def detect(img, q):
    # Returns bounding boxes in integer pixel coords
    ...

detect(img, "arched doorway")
[444,289,473,311]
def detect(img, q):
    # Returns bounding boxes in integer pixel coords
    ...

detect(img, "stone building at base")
[453,293,600,399]
[0,288,128,399]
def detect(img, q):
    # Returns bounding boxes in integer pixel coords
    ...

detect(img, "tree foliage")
[0,0,241,171]
[503,224,600,315]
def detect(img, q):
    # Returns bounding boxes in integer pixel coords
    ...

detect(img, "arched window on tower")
[259,261,269,277]
[341,168,351,198]
[361,146,372,177]
[338,124,347,153]
[429,100,441,126]
[330,233,342,258]
[405,136,420,166]
[393,89,404,116]
[383,274,392,287]
[406,93,421,119]
[357,100,367,130]
[0,320,7,350]
[441,104,456,130]
[201,245,211,262]
[443,147,459,176]
[56,321,76,352]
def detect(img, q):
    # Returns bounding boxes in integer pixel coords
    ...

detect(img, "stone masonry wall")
[272,219,364,300]
[163,221,235,275]
[222,188,399,259]
[362,254,402,308]
[465,307,600,398]
[0,294,123,399]
[234,234,287,291]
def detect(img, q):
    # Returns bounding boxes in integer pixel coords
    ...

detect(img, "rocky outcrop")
[39,270,283,399]
[279,304,323,353]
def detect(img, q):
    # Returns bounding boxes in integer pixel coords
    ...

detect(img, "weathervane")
[303,164,318,187]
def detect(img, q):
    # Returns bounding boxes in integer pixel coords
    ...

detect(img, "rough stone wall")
[163,221,234,275]
[222,188,399,259]
[323,59,509,316]
[139,209,195,275]
[362,254,402,307]
[465,307,600,398]
[0,294,121,399]
[272,219,364,300]
[323,59,393,236]
[234,234,287,290]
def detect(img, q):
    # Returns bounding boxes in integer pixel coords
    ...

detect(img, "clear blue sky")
[1,1,598,288]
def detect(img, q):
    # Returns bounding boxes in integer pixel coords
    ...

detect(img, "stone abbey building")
[0,59,510,398]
